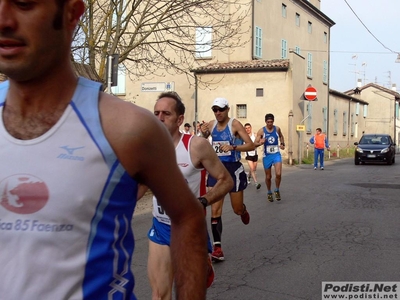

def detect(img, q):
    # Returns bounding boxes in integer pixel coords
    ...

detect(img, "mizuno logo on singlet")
[57,145,85,161]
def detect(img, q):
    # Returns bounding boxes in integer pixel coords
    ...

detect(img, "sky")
[320,0,400,93]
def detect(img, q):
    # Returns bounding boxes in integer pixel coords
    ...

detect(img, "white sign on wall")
[141,82,175,92]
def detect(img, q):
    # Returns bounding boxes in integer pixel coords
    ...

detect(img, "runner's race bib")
[213,141,231,156]
[266,145,279,154]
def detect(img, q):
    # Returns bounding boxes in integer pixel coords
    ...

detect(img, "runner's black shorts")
[245,155,258,162]
[207,161,247,192]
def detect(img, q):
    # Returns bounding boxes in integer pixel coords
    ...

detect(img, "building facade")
[111,0,335,163]
[345,83,400,146]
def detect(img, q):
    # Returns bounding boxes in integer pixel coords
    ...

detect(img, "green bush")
[300,147,355,165]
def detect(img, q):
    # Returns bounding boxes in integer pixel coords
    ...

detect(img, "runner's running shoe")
[274,190,281,201]
[211,246,225,262]
[256,183,261,190]
[240,204,250,225]
[267,193,274,202]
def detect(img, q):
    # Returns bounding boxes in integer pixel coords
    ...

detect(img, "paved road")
[131,157,400,299]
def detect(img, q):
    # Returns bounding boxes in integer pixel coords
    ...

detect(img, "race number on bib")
[213,141,231,156]
[266,145,279,154]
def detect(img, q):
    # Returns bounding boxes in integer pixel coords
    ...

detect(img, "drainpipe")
[288,110,293,165]
[394,97,397,150]
[348,98,351,148]
[251,0,255,59]
[194,73,199,134]
[298,114,310,165]
[327,26,331,144]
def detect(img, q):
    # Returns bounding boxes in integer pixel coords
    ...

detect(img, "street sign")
[141,82,175,92]
[296,125,306,131]
[304,86,317,101]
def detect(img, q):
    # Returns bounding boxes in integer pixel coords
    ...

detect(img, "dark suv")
[354,134,396,165]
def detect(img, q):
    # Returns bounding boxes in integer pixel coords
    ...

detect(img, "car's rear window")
[360,136,389,144]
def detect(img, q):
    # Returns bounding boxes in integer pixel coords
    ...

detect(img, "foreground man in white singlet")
[0,1,207,299]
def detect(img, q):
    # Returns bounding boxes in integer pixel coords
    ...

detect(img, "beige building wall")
[196,71,291,129]
[328,91,368,150]
[195,66,293,161]
[346,84,400,141]
[115,0,333,132]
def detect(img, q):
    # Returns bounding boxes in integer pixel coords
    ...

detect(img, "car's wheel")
[355,159,359,165]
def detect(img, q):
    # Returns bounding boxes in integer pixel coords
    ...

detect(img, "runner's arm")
[191,137,233,206]
[232,119,255,152]
[100,96,207,299]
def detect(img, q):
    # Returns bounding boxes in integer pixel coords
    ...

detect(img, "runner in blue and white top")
[200,97,255,262]
[255,113,286,203]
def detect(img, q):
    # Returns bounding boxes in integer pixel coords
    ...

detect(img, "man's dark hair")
[265,113,274,121]
[53,0,67,30]
[244,123,251,127]
[157,92,185,116]
[316,128,322,132]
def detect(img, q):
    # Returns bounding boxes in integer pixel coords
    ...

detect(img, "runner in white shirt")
[244,123,262,189]
[138,92,233,299]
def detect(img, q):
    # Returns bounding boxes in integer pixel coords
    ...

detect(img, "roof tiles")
[192,59,290,73]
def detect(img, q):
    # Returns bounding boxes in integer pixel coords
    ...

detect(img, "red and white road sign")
[304,86,317,101]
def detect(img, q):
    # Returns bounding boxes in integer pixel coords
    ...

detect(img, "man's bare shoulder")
[99,92,164,137]
[189,135,217,169]
[99,92,150,121]
[190,135,211,147]
[232,118,245,130]
[98,92,170,177]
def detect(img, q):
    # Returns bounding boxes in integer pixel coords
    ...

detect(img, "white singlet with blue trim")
[0,77,139,300]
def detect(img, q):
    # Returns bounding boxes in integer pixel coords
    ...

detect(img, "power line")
[343,0,398,54]
[290,49,395,54]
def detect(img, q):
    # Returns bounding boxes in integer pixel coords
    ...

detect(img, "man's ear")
[177,115,185,127]
[67,0,85,29]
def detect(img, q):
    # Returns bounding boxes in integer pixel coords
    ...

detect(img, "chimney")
[357,79,362,88]
[392,83,397,92]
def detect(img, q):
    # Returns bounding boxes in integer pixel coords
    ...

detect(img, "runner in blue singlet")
[255,113,286,203]
[200,97,255,262]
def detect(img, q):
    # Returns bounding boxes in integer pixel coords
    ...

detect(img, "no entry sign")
[304,86,317,101]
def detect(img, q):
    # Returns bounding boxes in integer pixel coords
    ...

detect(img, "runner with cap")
[182,122,192,134]
[200,97,255,262]
[255,113,285,203]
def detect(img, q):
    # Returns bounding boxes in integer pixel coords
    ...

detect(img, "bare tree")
[73,0,251,84]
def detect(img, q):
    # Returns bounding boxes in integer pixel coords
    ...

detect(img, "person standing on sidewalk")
[200,97,255,262]
[138,92,234,299]
[182,122,192,134]
[309,128,330,170]
[255,113,285,203]
[244,123,262,189]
